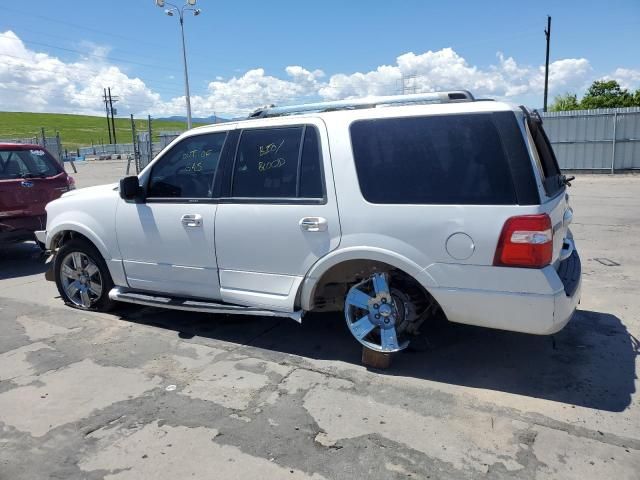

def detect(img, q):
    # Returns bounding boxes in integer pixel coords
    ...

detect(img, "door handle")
[300,217,328,232]
[181,214,202,227]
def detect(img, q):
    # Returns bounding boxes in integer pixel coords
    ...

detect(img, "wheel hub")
[59,252,103,309]
[344,273,411,353]
[378,303,393,318]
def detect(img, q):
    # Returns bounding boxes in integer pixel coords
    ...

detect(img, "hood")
[61,182,119,198]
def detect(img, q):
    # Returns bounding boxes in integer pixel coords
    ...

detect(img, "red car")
[0,143,75,247]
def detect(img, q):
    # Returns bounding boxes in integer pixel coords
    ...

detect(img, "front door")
[214,120,340,311]
[115,130,228,299]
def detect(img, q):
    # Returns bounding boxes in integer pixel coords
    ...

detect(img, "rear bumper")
[426,251,582,335]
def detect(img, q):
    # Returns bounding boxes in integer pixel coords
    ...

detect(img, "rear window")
[0,148,61,180]
[350,114,517,204]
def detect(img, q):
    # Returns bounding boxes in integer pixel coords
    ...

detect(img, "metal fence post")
[610,112,618,174]
[128,114,137,175]
[56,132,62,160]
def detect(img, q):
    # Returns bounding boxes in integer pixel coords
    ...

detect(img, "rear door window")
[350,114,517,204]
[0,148,61,179]
[230,126,324,199]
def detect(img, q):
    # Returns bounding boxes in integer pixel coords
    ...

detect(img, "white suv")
[37,91,581,353]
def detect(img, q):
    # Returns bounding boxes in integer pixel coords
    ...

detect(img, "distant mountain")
[156,115,230,124]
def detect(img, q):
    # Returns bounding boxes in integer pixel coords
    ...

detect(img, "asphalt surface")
[0,161,639,479]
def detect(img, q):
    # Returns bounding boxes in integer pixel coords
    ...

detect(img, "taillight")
[494,214,553,268]
[66,175,76,190]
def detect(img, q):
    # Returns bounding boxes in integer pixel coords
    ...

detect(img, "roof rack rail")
[248,90,475,118]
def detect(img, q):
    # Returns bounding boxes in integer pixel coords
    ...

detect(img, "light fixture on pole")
[154,0,201,129]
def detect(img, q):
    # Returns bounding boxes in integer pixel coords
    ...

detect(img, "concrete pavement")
[0,166,639,479]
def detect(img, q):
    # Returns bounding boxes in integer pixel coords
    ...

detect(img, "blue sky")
[0,0,639,117]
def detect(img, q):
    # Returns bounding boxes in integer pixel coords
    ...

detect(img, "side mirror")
[119,176,143,201]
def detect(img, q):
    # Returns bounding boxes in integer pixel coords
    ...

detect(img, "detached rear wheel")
[344,273,411,353]
[54,238,115,311]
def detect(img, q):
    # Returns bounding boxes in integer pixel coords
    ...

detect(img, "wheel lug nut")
[375,314,380,319]
[381,298,387,303]
[384,318,390,324]
[374,303,379,309]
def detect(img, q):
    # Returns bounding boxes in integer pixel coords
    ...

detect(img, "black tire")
[54,238,116,312]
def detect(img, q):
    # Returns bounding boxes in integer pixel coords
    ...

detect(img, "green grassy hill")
[0,111,207,150]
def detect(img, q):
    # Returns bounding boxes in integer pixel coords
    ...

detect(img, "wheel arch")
[49,223,110,260]
[297,247,438,311]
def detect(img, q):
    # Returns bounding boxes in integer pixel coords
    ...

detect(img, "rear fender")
[298,247,438,311]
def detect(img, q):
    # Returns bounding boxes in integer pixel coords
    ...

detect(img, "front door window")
[147,132,227,199]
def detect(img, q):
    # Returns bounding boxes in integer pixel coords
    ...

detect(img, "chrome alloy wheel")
[59,252,103,308]
[344,273,410,353]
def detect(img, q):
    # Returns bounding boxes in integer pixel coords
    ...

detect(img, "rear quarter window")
[526,117,564,197]
[350,114,517,205]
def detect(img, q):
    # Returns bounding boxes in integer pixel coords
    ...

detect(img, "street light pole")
[178,13,193,129]
[155,0,201,130]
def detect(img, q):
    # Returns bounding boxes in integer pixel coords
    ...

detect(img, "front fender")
[47,221,111,259]
[298,246,438,311]
[44,186,120,261]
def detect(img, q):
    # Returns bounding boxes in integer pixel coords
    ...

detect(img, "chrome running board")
[108,287,303,322]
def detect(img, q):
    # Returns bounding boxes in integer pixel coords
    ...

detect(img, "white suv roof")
[191,91,520,134]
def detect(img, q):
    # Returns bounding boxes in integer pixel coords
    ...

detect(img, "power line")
[0,5,163,49]
[0,28,223,79]
[0,53,198,93]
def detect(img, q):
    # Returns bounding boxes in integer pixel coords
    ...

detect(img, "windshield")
[0,148,62,180]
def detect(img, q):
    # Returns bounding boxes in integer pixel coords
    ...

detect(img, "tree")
[580,80,635,109]
[550,93,580,111]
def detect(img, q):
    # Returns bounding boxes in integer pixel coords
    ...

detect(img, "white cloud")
[189,66,324,117]
[319,49,592,102]
[0,29,631,123]
[605,68,640,91]
[0,30,162,115]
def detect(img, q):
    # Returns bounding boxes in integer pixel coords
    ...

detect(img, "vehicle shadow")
[0,242,48,280]
[117,305,637,413]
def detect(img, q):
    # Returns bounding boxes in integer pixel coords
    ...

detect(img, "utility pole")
[103,88,112,144]
[108,87,119,144]
[543,15,552,112]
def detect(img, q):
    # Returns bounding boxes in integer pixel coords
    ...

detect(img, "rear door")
[214,119,340,311]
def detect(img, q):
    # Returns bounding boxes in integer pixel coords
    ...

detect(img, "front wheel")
[344,273,412,353]
[54,238,115,311]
